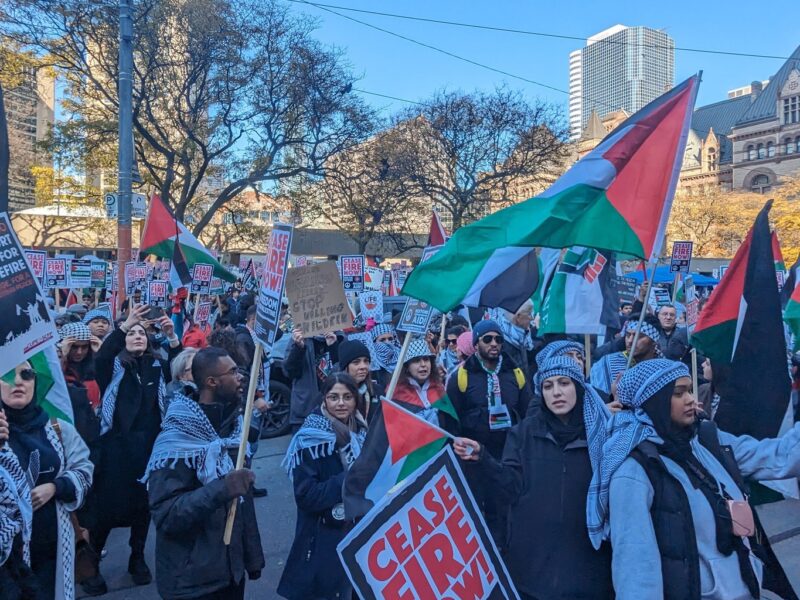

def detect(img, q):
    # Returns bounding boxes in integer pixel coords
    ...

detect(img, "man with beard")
[143,347,264,600]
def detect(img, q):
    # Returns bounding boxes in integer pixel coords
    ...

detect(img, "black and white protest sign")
[359,290,384,322]
[24,250,46,285]
[670,241,693,274]
[69,259,93,289]
[45,258,67,289]
[398,297,435,334]
[190,263,213,294]
[340,254,365,291]
[148,280,169,308]
[0,213,58,376]
[255,223,293,352]
[337,447,519,600]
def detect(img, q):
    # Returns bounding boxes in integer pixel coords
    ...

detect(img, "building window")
[707,148,717,171]
[784,96,800,124]
[751,174,771,194]
[757,143,766,159]
[747,145,755,160]
[767,142,775,158]
[786,138,797,154]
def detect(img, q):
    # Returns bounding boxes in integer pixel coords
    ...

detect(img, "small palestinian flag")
[343,398,452,519]
[402,75,700,312]
[784,284,800,351]
[692,201,789,440]
[140,195,235,287]
[2,346,73,423]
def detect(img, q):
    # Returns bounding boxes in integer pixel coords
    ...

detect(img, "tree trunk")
[0,82,9,213]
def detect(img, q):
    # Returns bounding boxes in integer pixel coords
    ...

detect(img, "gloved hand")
[224,469,255,499]
[248,570,262,581]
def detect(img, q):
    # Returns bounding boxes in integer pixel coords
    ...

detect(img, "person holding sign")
[443,319,532,546]
[454,356,613,599]
[278,373,368,600]
[79,304,182,596]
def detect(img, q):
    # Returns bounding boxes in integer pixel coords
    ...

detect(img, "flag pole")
[223,342,262,545]
[439,312,448,352]
[584,333,592,378]
[671,273,681,304]
[384,333,413,402]
[691,348,699,406]
[627,259,658,368]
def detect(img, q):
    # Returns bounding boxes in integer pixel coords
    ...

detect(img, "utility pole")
[0,82,9,213]
[117,0,133,307]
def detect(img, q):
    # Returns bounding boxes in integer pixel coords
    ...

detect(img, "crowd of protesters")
[1,274,799,600]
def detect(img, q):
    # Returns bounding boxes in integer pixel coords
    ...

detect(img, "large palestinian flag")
[402,75,700,312]
[140,195,235,287]
[343,398,452,519]
[691,201,790,440]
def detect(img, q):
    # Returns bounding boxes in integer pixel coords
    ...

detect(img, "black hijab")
[543,381,586,448]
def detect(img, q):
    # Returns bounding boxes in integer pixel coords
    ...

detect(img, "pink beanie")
[456,331,476,358]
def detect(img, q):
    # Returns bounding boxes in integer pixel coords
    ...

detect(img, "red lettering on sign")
[380,570,416,600]
[450,553,490,599]
[423,488,446,528]
[445,506,479,562]
[366,538,397,582]
[386,522,412,564]
[407,507,434,548]
[418,533,464,594]
[403,552,439,600]
[434,476,458,513]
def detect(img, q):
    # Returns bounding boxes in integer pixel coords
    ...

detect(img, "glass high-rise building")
[569,25,675,140]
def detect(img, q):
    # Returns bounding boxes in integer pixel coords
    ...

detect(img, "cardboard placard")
[0,213,58,375]
[148,280,169,308]
[24,250,46,284]
[337,447,519,600]
[45,258,68,289]
[195,301,212,324]
[90,261,108,288]
[285,261,351,337]
[255,223,293,352]
[340,254,365,291]
[398,297,435,334]
[69,259,92,289]
[190,263,214,294]
[359,290,384,322]
[670,241,693,274]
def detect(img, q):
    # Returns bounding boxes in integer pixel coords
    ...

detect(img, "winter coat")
[147,462,264,600]
[658,326,690,362]
[7,416,93,600]
[277,447,353,599]
[609,422,800,600]
[392,377,446,425]
[476,411,613,599]
[283,337,340,427]
[82,328,179,530]
[444,353,532,458]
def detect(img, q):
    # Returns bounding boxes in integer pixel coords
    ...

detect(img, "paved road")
[79,435,800,599]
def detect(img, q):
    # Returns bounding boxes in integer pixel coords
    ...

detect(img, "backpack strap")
[696,419,748,495]
[50,417,63,443]
[513,368,525,390]
[457,367,468,393]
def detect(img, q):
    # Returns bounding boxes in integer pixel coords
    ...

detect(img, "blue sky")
[286,0,798,118]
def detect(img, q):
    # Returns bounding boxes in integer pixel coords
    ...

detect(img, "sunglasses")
[446,338,458,345]
[480,334,504,345]
[19,368,35,381]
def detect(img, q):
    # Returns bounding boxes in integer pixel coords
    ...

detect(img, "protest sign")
[648,286,672,311]
[106,262,117,291]
[359,290,384,323]
[364,266,385,291]
[25,250,46,285]
[670,241,693,274]
[0,213,58,376]
[340,254,365,291]
[69,259,92,289]
[382,270,391,296]
[190,263,214,294]
[134,264,148,288]
[613,276,638,305]
[285,261,351,337]
[392,268,408,293]
[90,261,108,288]
[210,277,224,295]
[338,447,519,600]
[195,302,212,324]
[124,261,137,294]
[295,255,309,267]
[45,258,67,289]
[398,297,435,334]
[255,223,293,352]
[148,280,168,308]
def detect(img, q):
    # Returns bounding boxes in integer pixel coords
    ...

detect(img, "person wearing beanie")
[391,338,446,426]
[590,359,800,600]
[590,314,663,396]
[455,330,476,361]
[490,302,535,379]
[338,339,385,423]
[444,318,532,546]
[83,309,112,341]
[454,356,612,598]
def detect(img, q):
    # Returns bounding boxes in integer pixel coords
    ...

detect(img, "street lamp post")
[117,0,134,308]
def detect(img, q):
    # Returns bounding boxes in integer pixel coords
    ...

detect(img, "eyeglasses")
[19,368,35,381]
[325,393,355,404]
[480,335,503,345]
[211,366,240,379]
[446,338,458,345]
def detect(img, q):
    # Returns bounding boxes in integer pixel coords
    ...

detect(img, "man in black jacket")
[145,347,264,600]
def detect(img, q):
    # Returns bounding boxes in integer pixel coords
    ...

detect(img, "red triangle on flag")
[382,399,447,464]
[140,194,177,250]
[427,210,448,247]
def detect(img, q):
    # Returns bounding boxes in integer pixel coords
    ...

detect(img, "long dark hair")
[321,373,366,420]
[117,322,158,369]
[401,355,440,385]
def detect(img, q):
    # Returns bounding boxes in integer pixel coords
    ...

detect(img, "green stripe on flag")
[397,437,448,481]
